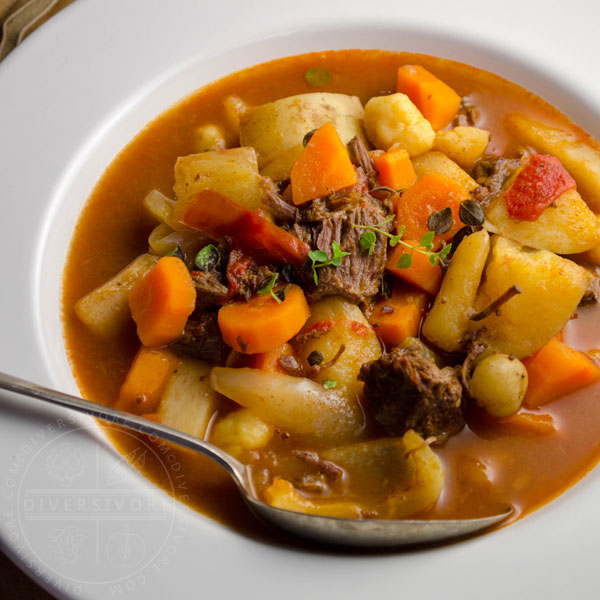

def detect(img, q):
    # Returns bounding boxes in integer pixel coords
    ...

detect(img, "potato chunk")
[411,151,478,191]
[485,187,600,254]
[470,236,593,358]
[295,297,381,399]
[75,254,159,337]
[192,124,226,153]
[211,409,271,458]
[433,126,490,168]
[422,229,490,352]
[173,147,266,218]
[240,92,365,180]
[157,357,218,438]
[506,113,600,212]
[363,93,435,156]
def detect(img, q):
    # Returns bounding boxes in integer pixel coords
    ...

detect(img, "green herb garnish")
[307,350,324,366]
[427,207,453,235]
[459,199,485,226]
[195,244,220,271]
[305,67,331,87]
[257,273,283,304]
[322,379,337,389]
[309,241,351,285]
[165,245,184,261]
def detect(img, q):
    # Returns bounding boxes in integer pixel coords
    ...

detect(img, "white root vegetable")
[173,147,267,219]
[192,124,227,153]
[240,92,365,181]
[469,354,528,418]
[470,236,593,358]
[506,113,600,212]
[143,189,182,230]
[210,409,271,458]
[157,358,218,438]
[485,187,600,254]
[363,93,435,156]
[433,126,490,168]
[75,254,159,337]
[422,229,490,352]
[411,151,478,191]
[209,368,364,444]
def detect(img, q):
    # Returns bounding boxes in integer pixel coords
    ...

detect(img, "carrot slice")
[386,242,442,296]
[240,343,297,374]
[290,122,358,205]
[115,347,180,414]
[396,172,467,248]
[369,284,428,346]
[218,284,310,354]
[396,65,461,130]
[373,147,417,190]
[128,256,196,347]
[496,411,556,436]
[522,338,600,408]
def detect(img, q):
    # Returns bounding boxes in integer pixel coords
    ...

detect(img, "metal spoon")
[0,371,511,548]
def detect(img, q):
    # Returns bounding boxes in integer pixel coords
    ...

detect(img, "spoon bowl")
[0,371,511,548]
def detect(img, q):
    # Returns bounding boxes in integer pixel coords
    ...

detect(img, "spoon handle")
[0,371,248,487]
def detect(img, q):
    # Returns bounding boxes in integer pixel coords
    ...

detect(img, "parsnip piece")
[157,358,218,438]
[143,189,181,230]
[240,92,365,180]
[471,236,593,358]
[412,151,478,191]
[222,94,248,137]
[173,147,266,219]
[75,254,159,337]
[363,93,435,156]
[210,409,271,458]
[506,113,600,212]
[208,368,364,443]
[433,126,490,168]
[485,187,600,253]
[295,297,381,398]
[192,124,226,153]
[422,229,490,352]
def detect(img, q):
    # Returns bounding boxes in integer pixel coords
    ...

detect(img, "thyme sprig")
[257,273,288,304]
[309,241,351,284]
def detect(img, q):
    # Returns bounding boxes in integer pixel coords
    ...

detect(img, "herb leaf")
[305,67,331,87]
[165,245,184,261]
[459,199,485,226]
[397,253,413,269]
[309,242,351,284]
[359,230,377,255]
[307,350,324,366]
[257,273,283,304]
[427,207,454,235]
[322,379,337,389]
[303,129,317,146]
[195,244,220,271]
[419,231,435,251]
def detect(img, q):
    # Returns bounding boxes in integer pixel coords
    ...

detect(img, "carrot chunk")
[396,65,462,130]
[522,338,600,408]
[240,343,298,374]
[373,147,417,190]
[218,284,310,354]
[505,154,576,221]
[115,347,180,414]
[386,242,442,296]
[396,172,467,248]
[369,284,428,346]
[128,256,196,347]
[496,411,556,436]
[290,122,358,205]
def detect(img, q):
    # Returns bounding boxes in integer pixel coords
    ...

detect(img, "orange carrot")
[369,284,428,346]
[522,338,600,408]
[396,65,461,130]
[386,242,442,296]
[290,122,358,205]
[238,343,298,374]
[218,284,310,354]
[396,172,467,248]
[496,411,556,436]
[128,256,196,347]
[115,347,180,414]
[373,147,416,190]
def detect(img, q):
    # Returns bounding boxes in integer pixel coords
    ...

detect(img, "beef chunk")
[191,270,228,308]
[348,136,377,188]
[260,177,299,223]
[171,312,229,363]
[293,194,391,305]
[226,248,276,301]
[453,97,479,127]
[359,347,465,440]
[472,155,522,207]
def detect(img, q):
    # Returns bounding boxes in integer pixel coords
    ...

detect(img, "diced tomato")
[505,154,576,221]
[304,320,334,335]
[349,321,370,337]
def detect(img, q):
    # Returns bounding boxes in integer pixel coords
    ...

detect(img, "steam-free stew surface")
[62,50,600,533]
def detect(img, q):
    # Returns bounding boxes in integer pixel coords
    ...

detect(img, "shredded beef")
[471,155,522,207]
[359,347,465,440]
[191,270,228,308]
[453,97,479,127]
[226,248,276,301]
[260,178,298,222]
[292,193,392,305]
[172,312,229,363]
[348,136,378,188]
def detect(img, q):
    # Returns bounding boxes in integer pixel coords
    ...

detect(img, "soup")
[62,50,600,535]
